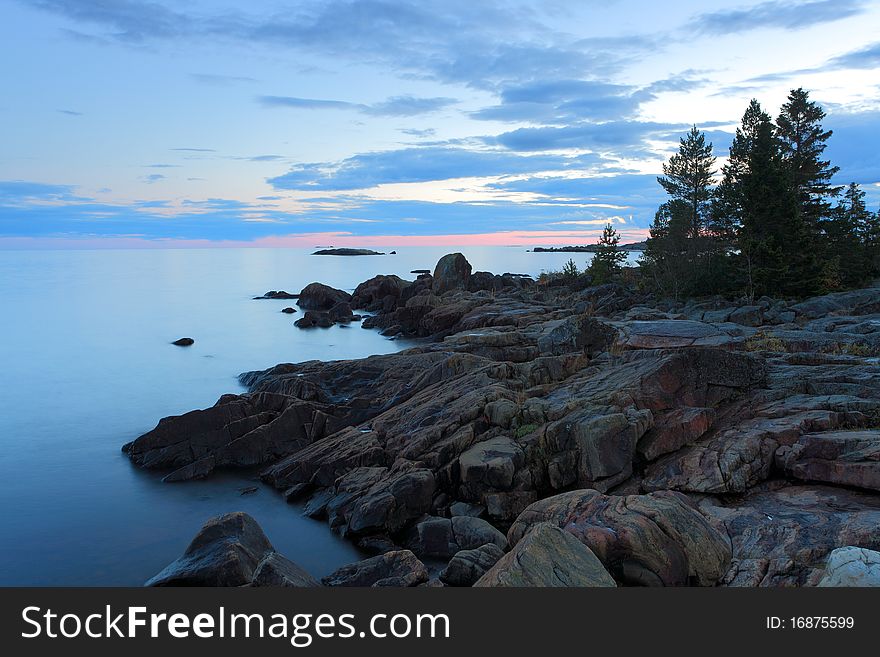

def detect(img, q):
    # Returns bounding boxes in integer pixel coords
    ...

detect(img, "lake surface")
[0,245,630,585]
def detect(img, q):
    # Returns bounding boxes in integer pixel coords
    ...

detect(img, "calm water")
[0,245,620,585]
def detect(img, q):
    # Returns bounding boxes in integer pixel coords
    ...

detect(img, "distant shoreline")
[530,241,646,253]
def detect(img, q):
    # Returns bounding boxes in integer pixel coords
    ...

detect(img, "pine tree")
[825,183,874,288]
[776,88,841,294]
[652,126,717,294]
[587,223,626,284]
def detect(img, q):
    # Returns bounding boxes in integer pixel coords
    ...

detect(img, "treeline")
[640,88,880,299]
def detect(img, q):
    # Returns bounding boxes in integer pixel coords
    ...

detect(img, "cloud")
[25,0,189,41]
[141,173,166,184]
[400,128,436,138]
[824,41,880,71]
[144,163,180,168]
[268,147,601,191]
[57,109,82,116]
[189,73,257,85]
[258,94,456,116]
[689,0,866,35]
[472,73,709,125]
[170,147,215,152]
[492,120,689,154]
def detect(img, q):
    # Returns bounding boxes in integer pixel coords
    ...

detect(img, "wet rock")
[509,490,731,586]
[475,522,616,587]
[321,550,428,587]
[281,307,297,314]
[255,290,298,300]
[432,253,472,295]
[817,547,880,587]
[172,338,194,346]
[440,543,505,586]
[351,275,410,312]
[297,282,352,311]
[295,310,333,328]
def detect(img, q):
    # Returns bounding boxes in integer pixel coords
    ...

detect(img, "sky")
[1,0,879,249]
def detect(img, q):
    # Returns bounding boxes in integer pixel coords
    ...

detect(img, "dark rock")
[312,248,384,256]
[281,307,297,314]
[172,338,194,346]
[146,512,274,586]
[297,282,352,311]
[474,522,616,587]
[295,310,333,328]
[440,543,505,586]
[321,550,428,587]
[405,515,507,559]
[351,275,410,311]
[432,253,472,295]
[251,552,321,587]
[255,290,298,300]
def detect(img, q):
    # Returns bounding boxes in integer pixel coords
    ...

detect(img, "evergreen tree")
[775,88,841,294]
[825,183,874,288]
[640,200,692,299]
[651,126,717,294]
[587,223,626,284]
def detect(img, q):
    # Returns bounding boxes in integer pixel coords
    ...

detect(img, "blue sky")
[1,0,879,248]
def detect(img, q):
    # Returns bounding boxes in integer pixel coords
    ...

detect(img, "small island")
[311,248,385,256]
[531,241,646,253]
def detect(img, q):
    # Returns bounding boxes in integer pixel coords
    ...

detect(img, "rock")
[255,290,298,300]
[817,547,880,587]
[440,544,505,586]
[146,512,274,586]
[297,282,352,311]
[776,430,880,492]
[294,310,333,328]
[449,501,485,518]
[124,392,327,480]
[459,437,525,496]
[729,305,764,327]
[790,287,880,319]
[637,407,715,462]
[405,515,507,558]
[484,399,519,428]
[321,550,428,587]
[281,307,297,314]
[698,484,880,586]
[312,248,384,256]
[474,522,616,587]
[172,338,194,346]
[351,275,410,312]
[251,553,321,587]
[617,320,737,349]
[432,253,472,295]
[328,302,356,323]
[509,490,731,586]
[536,315,618,356]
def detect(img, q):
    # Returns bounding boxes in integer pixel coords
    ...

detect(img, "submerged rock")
[171,337,194,346]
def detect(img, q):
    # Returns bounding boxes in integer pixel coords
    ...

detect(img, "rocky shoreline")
[125,253,880,587]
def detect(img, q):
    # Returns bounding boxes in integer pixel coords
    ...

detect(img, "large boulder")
[297,282,352,311]
[145,512,318,587]
[321,550,428,587]
[351,274,410,311]
[817,547,880,587]
[474,522,616,587]
[509,490,731,586]
[432,253,472,295]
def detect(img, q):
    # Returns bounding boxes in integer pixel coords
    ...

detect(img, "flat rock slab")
[817,546,880,587]
[777,430,880,492]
